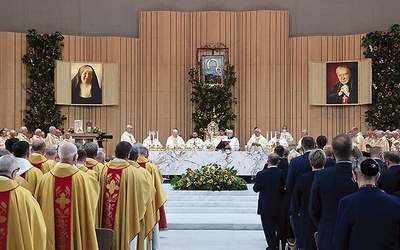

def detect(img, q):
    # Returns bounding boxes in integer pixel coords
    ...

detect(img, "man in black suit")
[274,145,289,170]
[286,136,315,249]
[323,145,336,168]
[370,146,387,171]
[309,134,358,250]
[327,66,358,104]
[292,149,326,250]
[254,153,285,250]
[378,151,400,194]
[334,158,400,249]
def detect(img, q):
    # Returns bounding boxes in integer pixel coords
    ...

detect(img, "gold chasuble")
[98,159,151,250]
[136,156,168,231]
[76,164,98,179]
[86,158,104,173]
[0,178,46,249]
[29,153,54,174]
[21,166,43,195]
[128,160,156,250]
[35,163,99,250]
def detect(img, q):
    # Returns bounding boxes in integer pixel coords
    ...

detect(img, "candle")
[270,131,273,140]
[266,131,269,141]
[156,131,159,140]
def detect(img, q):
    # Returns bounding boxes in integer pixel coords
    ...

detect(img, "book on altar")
[216,140,230,150]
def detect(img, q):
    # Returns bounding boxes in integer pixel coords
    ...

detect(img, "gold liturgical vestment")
[28,153,54,174]
[86,158,104,173]
[98,159,151,250]
[35,163,100,250]
[128,160,156,250]
[0,178,46,249]
[136,156,167,230]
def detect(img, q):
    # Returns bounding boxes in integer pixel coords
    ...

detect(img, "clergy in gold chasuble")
[0,178,46,250]
[98,158,151,250]
[136,156,168,230]
[35,163,100,250]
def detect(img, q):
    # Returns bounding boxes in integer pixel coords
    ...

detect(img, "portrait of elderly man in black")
[327,65,358,104]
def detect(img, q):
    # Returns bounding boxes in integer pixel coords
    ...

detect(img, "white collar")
[16,158,33,175]
[268,165,278,168]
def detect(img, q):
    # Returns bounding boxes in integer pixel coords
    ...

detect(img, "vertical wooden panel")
[0,10,371,154]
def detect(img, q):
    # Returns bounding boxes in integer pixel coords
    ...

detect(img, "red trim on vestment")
[138,162,146,168]
[158,205,168,231]
[102,167,128,230]
[31,160,47,170]
[0,190,12,248]
[54,175,73,250]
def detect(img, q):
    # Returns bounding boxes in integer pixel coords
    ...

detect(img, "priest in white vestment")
[186,131,205,150]
[121,125,136,145]
[143,131,163,149]
[246,127,268,151]
[268,131,289,147]
[165,128,185,149]
[224,129,240,151]
[280,125,294,145]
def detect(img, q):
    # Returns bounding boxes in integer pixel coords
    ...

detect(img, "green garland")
[361,24,400,130]
[21,29,66,132]
[189,65,237,137]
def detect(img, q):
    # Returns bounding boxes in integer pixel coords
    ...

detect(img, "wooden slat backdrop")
[0,10,370,154]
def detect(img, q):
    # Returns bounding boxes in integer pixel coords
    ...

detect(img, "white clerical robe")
[121,131,136,145]
[186,138,205,150]
[143,137,163,149]
[165,136,185,149]
[268,137,289,147]
[213,136,228,148]
[281,131,294,145]
[225,137,240,151]
[352,132,365,152]
[246,135,268,151]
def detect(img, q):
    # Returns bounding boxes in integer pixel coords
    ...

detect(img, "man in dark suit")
[378,151,400,194]
[286,136,315,249]
[254,153,285,250]
[309,134,358,250]
[292,149,326,250]
[334,158,400,249]
[370,146,387,171]
[323,145,336,168]
[274,145,289,170]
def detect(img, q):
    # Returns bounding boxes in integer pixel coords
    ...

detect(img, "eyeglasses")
[13,167,20,173]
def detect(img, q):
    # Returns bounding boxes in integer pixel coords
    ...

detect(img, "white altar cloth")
[149,150,270,176]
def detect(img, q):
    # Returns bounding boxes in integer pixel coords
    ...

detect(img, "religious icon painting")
[201,55,224,85]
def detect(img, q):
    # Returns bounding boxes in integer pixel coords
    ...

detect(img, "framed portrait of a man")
[326,62,358,105]
[308,59,371,106]
[201,55,224,85]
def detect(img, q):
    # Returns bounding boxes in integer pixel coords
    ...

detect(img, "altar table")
[149,150,270,176]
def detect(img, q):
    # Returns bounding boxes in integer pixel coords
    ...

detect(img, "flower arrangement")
[67,127,74,133]
[361,24,400,130]
[189,65,237,138]
[171,164,248,191]
[22,29,66,132]
[91,126,101,134]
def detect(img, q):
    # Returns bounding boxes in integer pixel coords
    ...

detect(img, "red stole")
[31,160,46,171]
[102,166,128,230]
[54,175,73,250]
[138,162,146,168]
[0,189,13,248]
